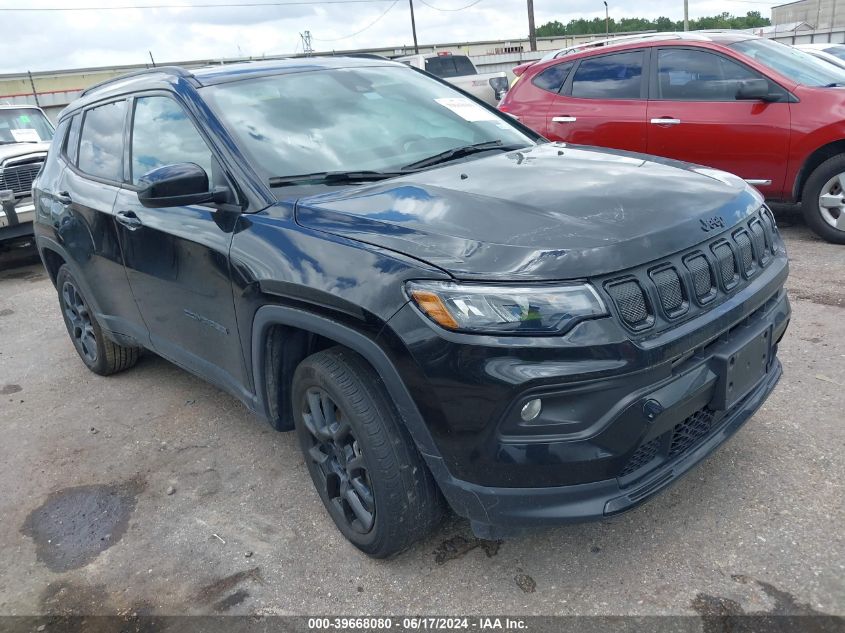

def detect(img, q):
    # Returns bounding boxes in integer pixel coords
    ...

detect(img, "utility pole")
[604,1,609,38]
[527,0,537,51]
[27,71,40,108]
[409,0,419,53]
[300,30,313,56]
[683,0,689,31]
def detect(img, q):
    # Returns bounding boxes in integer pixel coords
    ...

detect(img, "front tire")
[56,265,139,376]
[292,347,443,558]
[802,154,845,244]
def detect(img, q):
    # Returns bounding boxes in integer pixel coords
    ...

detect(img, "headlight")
[406,280,607,335]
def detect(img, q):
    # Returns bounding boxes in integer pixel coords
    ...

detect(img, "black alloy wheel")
[301,386,376,534]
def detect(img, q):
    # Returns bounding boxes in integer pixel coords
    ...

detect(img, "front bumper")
[0,198,35,240]
[383,255,790,535]
[443,357,782,539]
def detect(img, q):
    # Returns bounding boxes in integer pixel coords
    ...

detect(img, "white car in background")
[0,104,54,243]
[396,52,509,105]
[794,43,845,70]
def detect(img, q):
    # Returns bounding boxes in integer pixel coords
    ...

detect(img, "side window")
[657,49,762,101]
[64,114,81,165]
[571,51,644,99]
[532,61,575,93]
[78,101,126,181]
[130,96,213,186]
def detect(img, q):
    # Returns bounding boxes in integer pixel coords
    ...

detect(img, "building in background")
[772,0,845,29]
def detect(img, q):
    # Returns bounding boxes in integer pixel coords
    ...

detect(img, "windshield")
[0,108,54,144]
[201,65,534,184]
[823,46,845,62]
[730,38,845,86]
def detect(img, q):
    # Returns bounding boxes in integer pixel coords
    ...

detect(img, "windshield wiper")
[402,140,527,170]
[269,170,406,188]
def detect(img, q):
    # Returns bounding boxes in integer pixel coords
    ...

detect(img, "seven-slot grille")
[605,208,779,332]
[0,160,43,196]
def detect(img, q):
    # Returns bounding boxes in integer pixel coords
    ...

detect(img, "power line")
[416,0,482,11]
[0,0,395,11]
[312,0,399,40]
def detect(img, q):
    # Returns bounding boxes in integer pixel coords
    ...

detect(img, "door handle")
[650,118,682,125]
[115,210,143,230]
[56,191,72,205]
[552,116,577,123]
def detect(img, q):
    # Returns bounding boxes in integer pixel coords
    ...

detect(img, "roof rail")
[80,65,193,97]
[565,31,711,54]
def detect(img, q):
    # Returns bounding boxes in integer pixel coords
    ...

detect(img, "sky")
[0,0,775,73]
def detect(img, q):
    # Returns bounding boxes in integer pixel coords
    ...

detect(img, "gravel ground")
[0,214,842,619]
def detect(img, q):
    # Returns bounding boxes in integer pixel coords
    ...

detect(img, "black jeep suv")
[33,58,790,557]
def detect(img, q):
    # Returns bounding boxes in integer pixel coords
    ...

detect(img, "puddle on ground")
[691,573,835,631]
[194,566,263,609]
[0,269,45,282]
[21,478,145,572]
[433,534,502,565]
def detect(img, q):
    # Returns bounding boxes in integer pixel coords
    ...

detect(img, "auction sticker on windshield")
[10,129,41,143]
[435,97,497,122]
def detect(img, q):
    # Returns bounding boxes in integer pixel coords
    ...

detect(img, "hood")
[0,141,50,165]
[294,143,763,281]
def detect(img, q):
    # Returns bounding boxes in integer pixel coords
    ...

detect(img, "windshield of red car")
[730,38,845,86]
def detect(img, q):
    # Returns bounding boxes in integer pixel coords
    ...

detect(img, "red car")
[499,32,845,244]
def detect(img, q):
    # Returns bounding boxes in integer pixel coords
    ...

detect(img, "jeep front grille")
[603,207,779,332]
[0,161,43,196]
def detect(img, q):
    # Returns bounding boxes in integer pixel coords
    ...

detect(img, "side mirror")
[137,163,228,208]
[736,78,772,101]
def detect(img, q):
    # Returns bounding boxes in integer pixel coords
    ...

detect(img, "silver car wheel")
[817,172,845,231]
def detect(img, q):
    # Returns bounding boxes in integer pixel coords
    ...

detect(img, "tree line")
[536,11,771,37]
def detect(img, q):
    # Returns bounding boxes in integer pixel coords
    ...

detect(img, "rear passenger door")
[545,49,649,153]
[646,47,791,198]
[113,93,248,398]
[56,100,148,345]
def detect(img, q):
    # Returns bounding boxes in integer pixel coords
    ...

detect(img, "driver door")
[113,94,249,398]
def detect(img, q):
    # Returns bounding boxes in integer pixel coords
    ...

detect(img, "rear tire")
[292,346,443,558]
[801,154,845,244]
[56,265,140,376]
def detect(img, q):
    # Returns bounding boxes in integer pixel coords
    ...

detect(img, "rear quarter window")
[532,61,575,93]
[78,100,126,182]
[64,114,82,164]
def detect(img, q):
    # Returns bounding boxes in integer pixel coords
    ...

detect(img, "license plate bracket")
[712,325,772,411]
